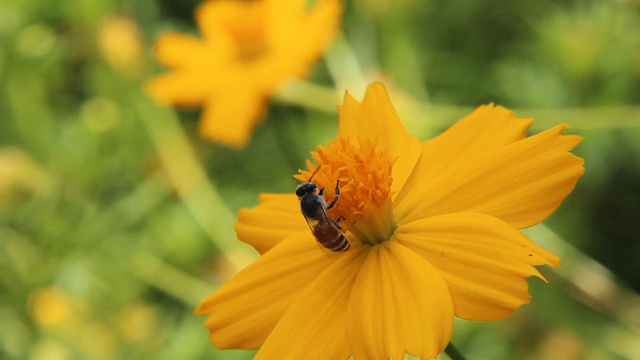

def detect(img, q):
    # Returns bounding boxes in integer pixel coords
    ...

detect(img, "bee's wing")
[299,209,329,257]
[317,203,333,224]
[305,207,344,258]
[301,211,319,233]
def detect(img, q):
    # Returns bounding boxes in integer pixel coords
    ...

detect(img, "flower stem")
[444,342,467,360]
[275,80,640,132]
[135,95,256,273]
[324,34,368,97]
[274,79,339,113]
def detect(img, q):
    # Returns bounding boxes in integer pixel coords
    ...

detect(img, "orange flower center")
[295,138,397,245]
[222,1,268,62]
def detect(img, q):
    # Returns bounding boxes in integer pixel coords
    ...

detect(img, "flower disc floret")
[295,137,397,245]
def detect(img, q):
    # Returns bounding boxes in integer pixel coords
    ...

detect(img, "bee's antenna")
[307,165,322,182]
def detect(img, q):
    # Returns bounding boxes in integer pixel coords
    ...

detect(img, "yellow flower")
[195,82,585,359]
[145,0,342,147]
[98,14,143,75]
[30,287,73,327]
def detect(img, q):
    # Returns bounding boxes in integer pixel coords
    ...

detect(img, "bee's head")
[295,182,318,199]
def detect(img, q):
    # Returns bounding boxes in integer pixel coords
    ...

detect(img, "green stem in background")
[133,252,215,306]
[275,79,340,114]
[524,224,640,334]
[324,34,368,98]
[444,342,468,360]
[101,171,216,305]
[274,34,368,113]
[135,95,256,273]
[274,80,640,133]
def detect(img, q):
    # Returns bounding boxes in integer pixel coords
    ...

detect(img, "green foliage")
[1,0,639,359]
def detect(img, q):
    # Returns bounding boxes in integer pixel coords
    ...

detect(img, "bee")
[296,169,350,253]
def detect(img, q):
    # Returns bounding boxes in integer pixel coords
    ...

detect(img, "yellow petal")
[267,0,306,49]
[145,71,209,107]
[299,0,341,56]
[395,124,584,228]
[195,234,333,349]
[235,193,307,254]
[198,91,267,148]
[348,242,454,360]
[269,0,341,62]
[338,82,421,195]
[153,32,210,68]
[146,32,227,107]
[395,212,559,321]
[254,245,368,359]
[396,104,533,187]
[195,0,222,38]
[196,0,242,40]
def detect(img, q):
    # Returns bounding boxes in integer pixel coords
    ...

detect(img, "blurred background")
[1,0,639,359]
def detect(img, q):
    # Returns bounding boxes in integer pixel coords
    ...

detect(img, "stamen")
[295,138,397,245]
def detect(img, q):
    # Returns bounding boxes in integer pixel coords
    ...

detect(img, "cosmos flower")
[195,82,585,359]
[145,0,341,148]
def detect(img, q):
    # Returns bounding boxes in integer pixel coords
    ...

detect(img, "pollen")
[295,138,397,245]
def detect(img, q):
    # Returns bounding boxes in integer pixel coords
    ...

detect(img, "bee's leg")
[330,218,342,230]
[325,180,341,210]
[318,187,326,196]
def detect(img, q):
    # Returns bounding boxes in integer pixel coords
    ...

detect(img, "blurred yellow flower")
[30,287,72,327]
[98,14,144,75]
[195,82,585,359]
[145,0,342,147]
[0,147,53,206]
